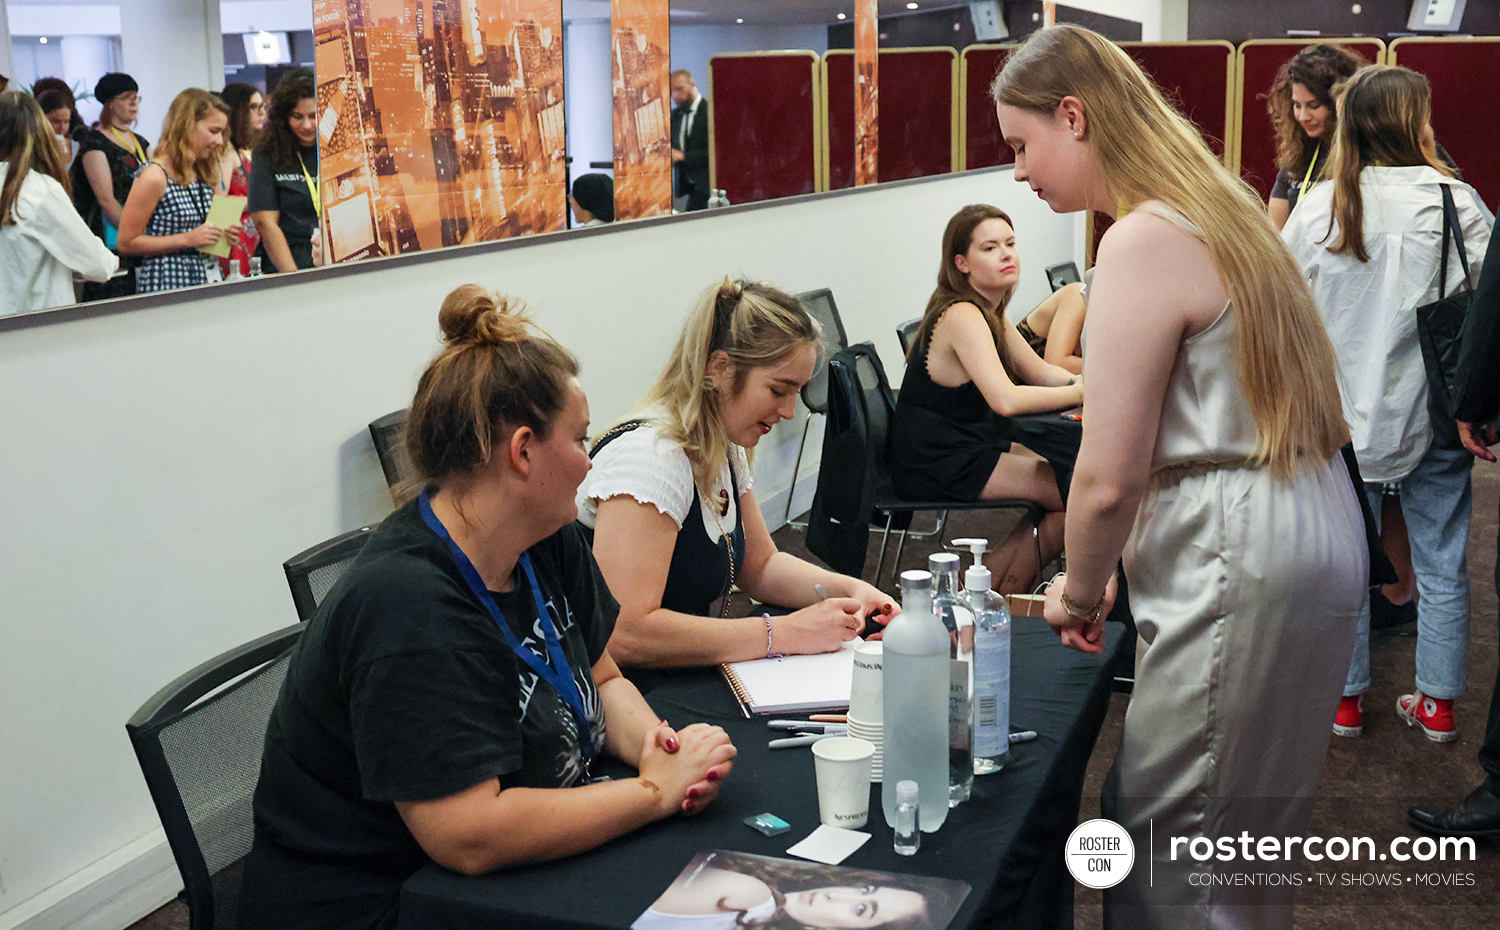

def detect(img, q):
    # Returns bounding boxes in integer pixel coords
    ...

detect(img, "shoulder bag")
[1414,184,1475,451]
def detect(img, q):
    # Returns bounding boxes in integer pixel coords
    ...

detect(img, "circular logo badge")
[1065,819,1134,889]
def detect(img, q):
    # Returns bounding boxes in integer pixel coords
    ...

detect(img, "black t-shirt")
[70,127,150,239]
[247,144,318,269]
[238,500,616,930]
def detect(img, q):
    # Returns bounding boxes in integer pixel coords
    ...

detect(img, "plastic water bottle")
[882,570,950,833]
[893,780,920,855]
[707,188,730,208]
[960,543,1012,774]
[930,552,974,806]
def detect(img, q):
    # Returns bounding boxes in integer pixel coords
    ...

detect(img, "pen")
[768,720,848,731]
[1009,730,1038,744]
[769,733,837,749]
[809,714,848,723]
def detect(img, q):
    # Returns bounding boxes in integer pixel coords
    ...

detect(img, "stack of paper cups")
[847,641,884,782]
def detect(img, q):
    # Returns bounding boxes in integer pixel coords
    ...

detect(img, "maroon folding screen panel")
[1236,39,1385,200]
[709,54,820,205]
[1392,39,1500,210]
[826,50,955,190]
[963,45,1014,170]
[1119,42,1232,161]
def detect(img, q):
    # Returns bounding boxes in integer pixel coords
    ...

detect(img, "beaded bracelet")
[764,613,784,660]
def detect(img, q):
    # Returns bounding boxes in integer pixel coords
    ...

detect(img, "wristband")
[764,613,784,659]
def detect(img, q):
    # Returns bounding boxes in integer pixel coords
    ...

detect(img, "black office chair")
[125,622,303,930]
[282,524,377,621]
[368,409,416,500]
[807,342,1044,588]
[896,317,921,357]
[1046,261,1081,292]
[785,288,851,527]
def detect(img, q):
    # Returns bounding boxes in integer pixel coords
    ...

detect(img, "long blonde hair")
[992,24,1348,478]
[641,278,821,497]
[1323,65,1453,263]
[0,91,71,226]
[153,88,229,185]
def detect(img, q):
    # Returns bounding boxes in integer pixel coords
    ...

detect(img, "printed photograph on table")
[611,0,672,220]
[633,850,970,930]
[313,0,566,265]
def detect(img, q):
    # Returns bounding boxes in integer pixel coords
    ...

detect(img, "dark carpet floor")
[129,461,1500,930]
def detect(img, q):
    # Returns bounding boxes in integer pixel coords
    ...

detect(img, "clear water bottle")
[966,555,1012,774]
[882,570,950,833]
[707,188,730,209]
[893,780,920,855]
[930,552,974,806]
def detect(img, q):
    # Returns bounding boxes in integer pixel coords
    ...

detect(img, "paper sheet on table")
[197,194,247,258]
[785,824,870,864]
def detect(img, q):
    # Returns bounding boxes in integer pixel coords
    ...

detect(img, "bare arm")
[252,210,299,273]
[395,654,735,875]
[1042,210,1223,651]
[938,303,1082,416]
[117,166,226,256]
[1042,284,1086,375]
[735,488,896,623]
[1268,197,1291,232]
[81,149,124,228]
[591,495,864,666]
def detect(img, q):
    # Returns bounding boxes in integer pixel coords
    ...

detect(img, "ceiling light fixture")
[837,13,846,20]
[907,2,920,9]
[736,17,744,24]
[39,36,48,44]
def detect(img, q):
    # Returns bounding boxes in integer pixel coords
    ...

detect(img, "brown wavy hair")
[1266,44,1363,177]
[697,851,945,930]
[0,91,71,225]
[256,68,315,171]
[910,204,1016,374]
[993,25,1349,479]
[1321,65,1454,263]
[405,285,580,489]
[219,82,261,152]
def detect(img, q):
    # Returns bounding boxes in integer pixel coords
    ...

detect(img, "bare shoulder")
[1095,203,1226,328]
[132,164,169,195]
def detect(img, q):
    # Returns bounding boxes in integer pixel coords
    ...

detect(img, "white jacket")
[1283,165,1493,482]
[0,162,118,317]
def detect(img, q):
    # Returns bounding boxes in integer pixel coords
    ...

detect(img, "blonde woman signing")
[578,280,896,691]
[995,25,1366,929]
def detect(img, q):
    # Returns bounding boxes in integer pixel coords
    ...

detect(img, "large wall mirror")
[1,0,1039,323]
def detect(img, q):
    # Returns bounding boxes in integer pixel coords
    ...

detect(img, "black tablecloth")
[397,619,1125,930]
[1008,410,1082,505]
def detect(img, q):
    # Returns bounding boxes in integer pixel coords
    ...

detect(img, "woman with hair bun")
[239,284,736,930]
[579,279,896,691]
[995,24,1366,927]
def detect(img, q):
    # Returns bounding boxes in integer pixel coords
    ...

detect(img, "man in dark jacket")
[670,70,710,211]
[1408,222,1500,838]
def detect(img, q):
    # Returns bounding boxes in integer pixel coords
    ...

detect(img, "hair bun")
[438,284,531,347]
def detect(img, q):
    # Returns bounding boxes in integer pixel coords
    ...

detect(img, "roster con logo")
[1066,819,1135,889]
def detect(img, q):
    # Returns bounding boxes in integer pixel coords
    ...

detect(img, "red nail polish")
[688,788,700,799]
[666,738,680,751]
[706,770,720,782]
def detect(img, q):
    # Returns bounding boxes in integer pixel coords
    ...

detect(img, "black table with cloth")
[396,618,1127,930]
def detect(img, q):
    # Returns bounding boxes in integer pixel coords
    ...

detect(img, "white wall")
[0,168,1081,930]
[670,23,829,96]
[563,18,614,179]
[0,2,14,88]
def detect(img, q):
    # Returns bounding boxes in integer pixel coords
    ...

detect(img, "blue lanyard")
[417,491,593,758]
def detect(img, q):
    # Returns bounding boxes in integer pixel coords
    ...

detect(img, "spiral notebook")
[719,639,859,716]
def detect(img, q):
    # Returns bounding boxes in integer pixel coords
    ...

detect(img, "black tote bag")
[1414,184,1475,451]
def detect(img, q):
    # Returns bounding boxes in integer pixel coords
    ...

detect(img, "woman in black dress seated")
[578,279,896,689]
[239,285,736,930]
[891,204,1084,593]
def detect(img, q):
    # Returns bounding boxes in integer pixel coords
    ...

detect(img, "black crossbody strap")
[1438,184,1473,300]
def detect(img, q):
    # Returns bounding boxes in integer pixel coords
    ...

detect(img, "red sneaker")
[1397,691,1457,743]
[1333,694,1364,738]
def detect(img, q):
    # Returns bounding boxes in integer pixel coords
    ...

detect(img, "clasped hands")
[638,719,737,816]
[1043,571,1118,654]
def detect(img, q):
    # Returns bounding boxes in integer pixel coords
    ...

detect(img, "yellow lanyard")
[297,151,321,215]
[109,127,145,165]
[1298,144,1322,200]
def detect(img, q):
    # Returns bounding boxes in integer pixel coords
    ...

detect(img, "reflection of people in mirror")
[72,72,149,300]
[570,172,615,225]
[634,851,958,930]
[249,68,320,273]
[670,70,710,211]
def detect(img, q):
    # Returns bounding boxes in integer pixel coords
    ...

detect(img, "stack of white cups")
[846,641,884,782]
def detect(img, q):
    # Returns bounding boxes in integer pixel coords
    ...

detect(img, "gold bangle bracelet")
[1060,589,1104,622]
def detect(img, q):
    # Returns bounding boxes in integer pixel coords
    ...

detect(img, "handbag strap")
[1438,184,1474,300]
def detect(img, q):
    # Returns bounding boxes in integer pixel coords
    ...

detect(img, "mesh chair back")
[795,289,850,414]
[126,623,303,930]
[369,409,415,492]
[283,524,377,621]
[896,318,921,357]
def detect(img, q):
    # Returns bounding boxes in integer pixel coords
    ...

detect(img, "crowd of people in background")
[0,68,323,316]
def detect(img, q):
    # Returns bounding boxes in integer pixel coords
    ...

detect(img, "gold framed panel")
[706,50,824,201]
[958,43,1021,171]
[1117,40,1238,172]
[822,47,959,187]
